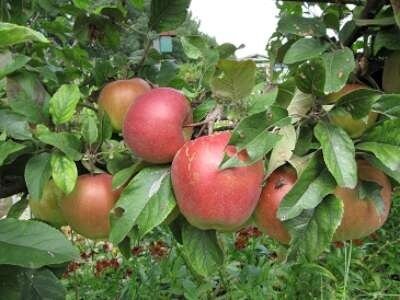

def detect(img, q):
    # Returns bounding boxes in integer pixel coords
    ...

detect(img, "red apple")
[60,173,121,239]
[171,132,264,231]
[123,87,193,164]
[29,180,67,227]
[254,161,392,243]
[98,78,151,131]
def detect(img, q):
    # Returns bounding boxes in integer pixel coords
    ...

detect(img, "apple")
[254,160,392,243]
[325,84,377,138]
[98,78,151,131]
[123,87,193,164]
[60,173,121,239]
[383,51,400,93]
[171,131,264,231]
[29,180,67,227]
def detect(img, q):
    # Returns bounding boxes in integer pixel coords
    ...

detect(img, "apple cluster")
[29,78,392,245]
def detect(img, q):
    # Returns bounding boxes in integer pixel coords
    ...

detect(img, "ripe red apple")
[123,87,193,164]
[29,180,67,227]
[98,78,151,131]
[171,132,264,231]
[60,173,121,239]
[254,160,392,243]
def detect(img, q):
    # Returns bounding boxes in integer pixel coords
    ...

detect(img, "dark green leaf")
[373,94,400,118]
[112,162,143,190]
[50,152,77,194]
[247,86,278,115]
[20,268,66,300]
[24,153,52,200]
[335,88,381,119]
[0,109,32,140]
[374,28,400,55]
[193,99,217,122]
[390,0,400,29]
[358,180,385,215]
[0,218,78,268]
[0,140,26,166]
[314,122,357,188]
[149,0,191,32]
[181,221,224,277]
[7,196,28,219]
[295,59,325,96]
[0,51,30,79]
[283,38,329,64]
[81,108,99,145]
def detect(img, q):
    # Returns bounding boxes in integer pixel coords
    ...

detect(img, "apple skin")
[59,173,121,239]
[123,87,193,164]
[325,84,377,138]
[254,160,392,243]
[171,132,264,231]
[29,180,67,227]
[98,78,151,131]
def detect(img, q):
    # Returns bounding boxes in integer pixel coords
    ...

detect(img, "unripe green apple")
[29,180,67,227]
[98,78,151,131]
[60,173,121,239]
[171,132,264,231]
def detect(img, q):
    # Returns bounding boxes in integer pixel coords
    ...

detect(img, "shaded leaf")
[283,38,329,64]
[24,153,52,200]
[0,140,26,166]
[149,0,190,32]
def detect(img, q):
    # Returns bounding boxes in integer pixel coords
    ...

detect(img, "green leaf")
[0,218,78,268]
[247,85,278,115]
[35,125,82,161]
[321,48,355,94]
[112,162,143,190]
[136,173,176,238]
[19,268,66,300]
[50,152,77,194]
[0,109,32,140]
[181,35,209,60]
[390,0,400,29]
[81,108,99,145]
[8,95,47,124]
[357,119,400,171]
[277,153,336,221]
[358,180,385,215]
[49,84,81,125]
[285,195,344,261]
[110,166,170,244]
[193,99,217,122]
[130,0,144,9]
[267,125,297,176]
[149,0,191,32]
[0,51,30,79]
[374,28,400,55]
[0,140,26,166]
[211,60,256,101]
[364,154,400,184]
[24,153,52,200]
[314,122,357,188]
[217,43,238,59]
[373,94,400,118]
[278,16,327,37]
[181,221,224,277]
[7,196,28,219]
[295,59,325,96]
[335,88,381,119]
[287,90,314,121]
[283,38,329,64]
[0,22,49,47]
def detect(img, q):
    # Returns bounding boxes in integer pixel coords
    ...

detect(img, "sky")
[189,0,279,58]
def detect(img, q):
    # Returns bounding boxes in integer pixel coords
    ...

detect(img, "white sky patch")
[189,0,279,58]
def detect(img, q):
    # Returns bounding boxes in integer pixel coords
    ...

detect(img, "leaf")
[136,173,176,238]
[8,95,47,124]
[181,221,224,277]
[19,268,66,300]
[277,153,336,221]
[218,43,238,59]
[211,60,256,101]
[267,125,297,176]
[285,195,344,261]
[130,0,144,9]
[357,119,400,171]
[193,99,217,122]
[247,86,278,114]
[358,180,385,216]
[112,162,143,190]
[363,154,400,184]
[0,51,30,79]
[321,48,355,94]
[109,166,170,244]
[335,88,381,119]
[373,94,400,118]
[81,108,99,145]
[35,125,82,161]
[278,16,327,37]
[283,38,329,64]
[50,152,77,194]
[287,90,314,121]
[374,28,400,55]
[7,196,28,219]
[149,0,191,32]
[24,153,52,200]
[0,22,49,47]
[0,109,32,140]
[314,122,357,188]
[181,35,209,60]
[295,59,325,96]
[390,0,400,29]
[49,84,81,125]
[0,218,78,268]
[0,140,26,166]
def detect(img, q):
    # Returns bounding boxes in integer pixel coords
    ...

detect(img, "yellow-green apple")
[171,132,264,231]
[123,87,193,164]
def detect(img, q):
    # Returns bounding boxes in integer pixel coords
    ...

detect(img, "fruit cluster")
[30,79,392,246]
